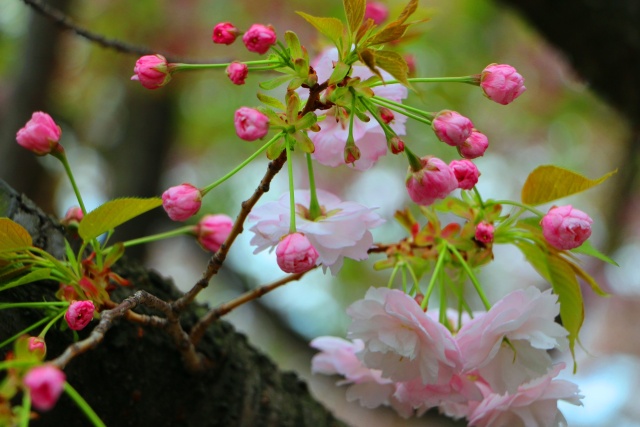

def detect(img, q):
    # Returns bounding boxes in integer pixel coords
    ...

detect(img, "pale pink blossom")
[456,287,568,375]
[406,156,458,206]
[468,364,582,427]
[450,159,480,190]
[242,24,277,54]
[475,222,494,244]
[480,63,526,105]
[307,48,407,170]
[248,189,384,274]
[347,287,462,385]
[65,300,95,331]
[162,183,202,221]
[212,22,239,45]
[194,214,233,252]
[311,337,398,409]
[541,205,593,250]
[276,233,319,273]
[131,54,172,90]
[432,110,474,147]
[364,2,389,25]
[459,130,489,159]
[16,112,62,156]
[234,107,269,141]
[226,62,248,85]
[23,365,66,411]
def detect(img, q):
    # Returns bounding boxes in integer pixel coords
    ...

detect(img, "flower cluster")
[406,156,480,206]
[312,286,582,424]
[248,189,384,274]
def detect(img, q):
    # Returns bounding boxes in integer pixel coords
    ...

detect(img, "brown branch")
[190,270,312,345]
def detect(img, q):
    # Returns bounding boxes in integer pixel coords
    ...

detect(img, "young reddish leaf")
[0,218,32,252]
[358,48,382,79]
[296,12,345,50]
[374,50,410,86]
[521,165,617,206]
[356,18,376,44]
[79,198,162,242]
[396,0,419,24]
[368,23,409,46]
[343,0,366,36]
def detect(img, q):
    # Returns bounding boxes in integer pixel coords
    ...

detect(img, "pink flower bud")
[432,110,473,147]
[162,183,202,221]
[405,156,458,206]
[65,300,95,331]
[195,214,234,252]
[23,365,66,412]
[16,112,62,156]
[234,107,270,141]
[449,159,480,190]
[242,24,277,55]
[61,206,83,228]
[364,2,389,25]
[28,337,47,359]
[475,221,494,244]
[226,61,249,85]
[212,22,239,45]
[405,54,416,76]
[389,136,405,154]
[458,129,489,159]
[276,233,319,273]
[131,54,172,90]
[480,63,526,105]
[541,205,593,250]
[379,107,394,124]
[344,144,361,165]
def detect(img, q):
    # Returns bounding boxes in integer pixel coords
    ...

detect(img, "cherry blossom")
[161,183,202,221]
[541,205,593,250]
[16,112,62,156]
[23,365,66,411]
[248,189,384,274]
[480,63,526,105]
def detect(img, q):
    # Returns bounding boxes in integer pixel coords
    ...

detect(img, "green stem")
[422,242,448,310]
[488,200,545,217]
[371,96,433,125]
[0,316,51,350]
[387,263,400,288]
[0,302,69,310]
[119,226,193,248]
[286,137,296,234]
[64,382,107,427]
[401,264,408,293]
[38,309,67,339]
[439,276,448,325]
[305,154,321,220]
[358,97,395,138]
[19,391,31,427]
[53,151,87,215]
[447,244,491,310]
[369,76,478,87]
[406,263,421,295]
[0,360,35,371]
[201,132,284,195]
[473,187,486,210]
[171,59,280,72]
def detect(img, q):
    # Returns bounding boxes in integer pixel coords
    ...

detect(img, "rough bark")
[0,179,345,427]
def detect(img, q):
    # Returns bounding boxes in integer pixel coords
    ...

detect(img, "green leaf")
[358,48,381,78]
[294,112,318,132]
[0,269,51,292]
[257,93,286,110]
[259,74,294,91]
[521,165,617,206]
[291,131,315,154]
[79,198,162,241]
[296,12,345,49]
[396,0,419,24]
[368,23,409,46]
[374,50,410,86]
[343,0,365,36]
[566,259,608,297]
[0,218,32,252]
[329,61,352,85]
[267,139,286,160]
[571,239,618,266]
[285,31,303,59]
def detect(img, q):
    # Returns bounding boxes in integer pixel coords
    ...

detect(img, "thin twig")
[190,270,311,345]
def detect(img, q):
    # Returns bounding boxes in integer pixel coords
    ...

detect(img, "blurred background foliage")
[1,0,638,425]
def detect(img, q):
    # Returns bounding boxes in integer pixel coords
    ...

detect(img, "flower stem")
[305,153,321,220]
[201,132,284,195]
[119,226,194,248]
[488,200,545,217]
[19,391,31,427]
[53,151,87,215]
[172,59,281,72]
[447,244,491,310]
[38,309,67,339]
[370,96,433,125]
[286,137,296,233]
[0,316,51,350]
[64,382,107,427]
[422,242,448,310]
[369,76,478,87]
[473,187,486,209]
[0,302,69,310]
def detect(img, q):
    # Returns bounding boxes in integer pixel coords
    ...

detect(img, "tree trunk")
[0,179,345,427]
